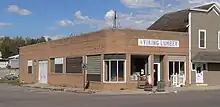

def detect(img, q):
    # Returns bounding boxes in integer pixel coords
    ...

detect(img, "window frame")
[168,61,186,81]
[66,56,83,74]
[199,29,207,49]
[103,59,126,83]
[50,57,64,74]
[218,31,220,49]
[202,63,208,72]
[27,60,33,74]
[192,63,196,71]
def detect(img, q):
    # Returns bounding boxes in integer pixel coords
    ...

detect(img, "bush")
[0,78,20,85]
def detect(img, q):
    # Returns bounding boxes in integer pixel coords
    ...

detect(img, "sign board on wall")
[28,60,33,66]
[55,58,64,64]
[138,39,179,47]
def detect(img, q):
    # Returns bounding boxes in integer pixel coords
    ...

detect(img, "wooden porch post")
[126,54,131,82]
[150,54,154,86]
[163,55,168,87]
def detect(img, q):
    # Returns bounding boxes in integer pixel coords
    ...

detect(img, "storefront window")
[174,62,179,74]
[111,61,117,81]
[169,62,174,80]
[104,60,125,82]
[169,61,185,80]
[118,61,125,81]
[180,62,185,75]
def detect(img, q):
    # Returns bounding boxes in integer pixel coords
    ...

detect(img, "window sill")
[50,73,83,76]
[103,81,126,84]
[199,47,206,49]
[90,81,102,84]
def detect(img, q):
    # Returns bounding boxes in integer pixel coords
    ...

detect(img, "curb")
[21,85,96,94]
[20,85,220,95]
[64,89,96,94]
[93,91,171,95]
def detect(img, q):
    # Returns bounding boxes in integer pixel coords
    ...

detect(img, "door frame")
[38,60,48,84]
[154,63,161,82]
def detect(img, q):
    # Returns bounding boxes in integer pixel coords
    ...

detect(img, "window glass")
[50,58,64,73]
[118,61,124,81]
[199,31,205,48]
[192,64,196,70]
[27,60,33,74]
[169,62,174,79]
[174,62,179,74]
[203,64,207,70]
[66,57,82,73]
[111,61,117,81]
[28,66,32,74]
[180,62,185,75]
[104,60,125,82]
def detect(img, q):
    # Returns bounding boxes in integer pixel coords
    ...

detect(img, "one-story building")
[19,29,189,90]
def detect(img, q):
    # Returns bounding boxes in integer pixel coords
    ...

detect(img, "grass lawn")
[0,79,21,85]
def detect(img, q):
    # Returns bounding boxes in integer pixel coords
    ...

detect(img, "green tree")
[0,36,50,58]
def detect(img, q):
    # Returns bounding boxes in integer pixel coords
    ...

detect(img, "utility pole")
[113,10,117,29]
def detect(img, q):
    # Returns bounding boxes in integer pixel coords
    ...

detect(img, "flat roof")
[20,28,188,49]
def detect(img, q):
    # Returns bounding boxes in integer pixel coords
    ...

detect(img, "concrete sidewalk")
[22,83,96,94]
[166,85,220,93]
[21,83,220,95]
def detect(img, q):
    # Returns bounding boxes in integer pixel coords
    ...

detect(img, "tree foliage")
[0,36,51,58]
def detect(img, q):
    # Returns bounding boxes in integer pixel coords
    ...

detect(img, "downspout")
[188,12,192,85]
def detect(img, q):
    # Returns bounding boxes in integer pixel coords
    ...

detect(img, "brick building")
[20,29,189,90]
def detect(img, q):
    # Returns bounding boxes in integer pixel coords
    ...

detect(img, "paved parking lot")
[0,84,220,107]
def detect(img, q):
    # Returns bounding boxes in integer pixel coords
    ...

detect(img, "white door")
[38,61,48,84]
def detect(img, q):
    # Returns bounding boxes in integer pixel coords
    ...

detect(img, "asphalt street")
[0,84,219,107]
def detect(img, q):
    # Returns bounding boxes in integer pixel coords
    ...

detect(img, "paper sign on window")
[28,60,33,66]
[55,58,64,64]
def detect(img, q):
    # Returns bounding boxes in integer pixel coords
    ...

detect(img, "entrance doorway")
[130,55,148,81]
[38,61,48,84]
[154,63,160,86]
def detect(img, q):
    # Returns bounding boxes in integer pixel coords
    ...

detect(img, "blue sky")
[0,0,218,39]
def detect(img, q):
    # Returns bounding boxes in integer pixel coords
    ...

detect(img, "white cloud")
[120,0,160,8]
[8,5,31,16]
[58,20,74,27]
[73,0,220,30]
[74,11,105,28]
[44,34,69,40]
[73,9,160,29]
[74,11,89,20]
[175,0,220,7]
[111,11,159,29]
[105,10,115,20]
[0,22,13,28]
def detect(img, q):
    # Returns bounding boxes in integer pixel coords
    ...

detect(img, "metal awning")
[192,51,220,63]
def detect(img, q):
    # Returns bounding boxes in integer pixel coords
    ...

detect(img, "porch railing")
[170,74,185,87]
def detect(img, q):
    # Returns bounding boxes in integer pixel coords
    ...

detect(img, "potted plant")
[156,80,165,92]
[144,74,153,91]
